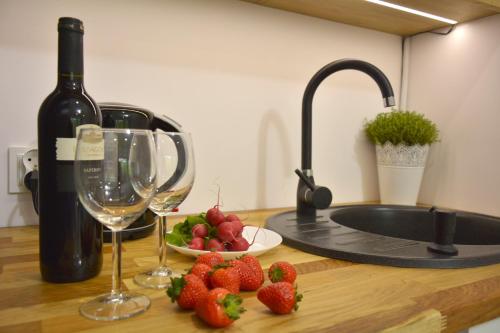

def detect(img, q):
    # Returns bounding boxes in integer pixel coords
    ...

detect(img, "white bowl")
[167,226,283,260]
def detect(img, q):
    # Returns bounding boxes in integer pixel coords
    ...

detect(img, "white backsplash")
[407,14,500,217]
[1,0,403,227]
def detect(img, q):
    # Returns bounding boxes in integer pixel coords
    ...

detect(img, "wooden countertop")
[1,207,500,332]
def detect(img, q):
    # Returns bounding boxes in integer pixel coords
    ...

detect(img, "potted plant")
[364,110,439,205]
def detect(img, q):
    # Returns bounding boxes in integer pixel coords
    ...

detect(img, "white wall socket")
[8,147,38,194]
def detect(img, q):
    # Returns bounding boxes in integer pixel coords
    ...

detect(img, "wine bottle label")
[56,124,104,161]
[56,137,77,161]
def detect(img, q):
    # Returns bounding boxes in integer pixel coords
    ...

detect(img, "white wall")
[0,0,401,227]
[407,14,500,217]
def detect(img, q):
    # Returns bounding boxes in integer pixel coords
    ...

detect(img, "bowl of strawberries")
[166,206,282,260]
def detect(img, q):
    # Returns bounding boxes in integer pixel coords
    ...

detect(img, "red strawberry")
[257,282,302,314]
[166,274,208,310]
[240,255,264,285]
[210,265,240,294]
[189,263,212,288]
[229,259,262,291]
[195,252,225,268]
[195,288,245,328]
[268,261,297,284]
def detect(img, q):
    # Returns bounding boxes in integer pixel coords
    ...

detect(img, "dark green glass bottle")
[37,17,102,282]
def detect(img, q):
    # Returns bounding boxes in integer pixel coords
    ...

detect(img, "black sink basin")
[332,205,500,246]
[266,205,500,268]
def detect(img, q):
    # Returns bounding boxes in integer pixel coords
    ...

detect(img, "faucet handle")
[295,169,315,190]
[295,169,333,210]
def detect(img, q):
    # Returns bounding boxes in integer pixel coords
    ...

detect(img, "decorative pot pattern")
[375,143,429,167]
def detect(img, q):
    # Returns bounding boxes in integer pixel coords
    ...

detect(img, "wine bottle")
[37,17,103,282]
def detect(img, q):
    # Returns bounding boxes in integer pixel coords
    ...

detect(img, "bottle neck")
[57,28,84,89]
[57,74,84,90]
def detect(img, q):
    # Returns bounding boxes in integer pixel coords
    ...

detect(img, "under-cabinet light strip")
[365,0,458,25]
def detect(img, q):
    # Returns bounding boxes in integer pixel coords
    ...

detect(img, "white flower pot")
[375,143,429,206]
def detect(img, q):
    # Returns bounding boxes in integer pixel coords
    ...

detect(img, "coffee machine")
[27,103,184,242]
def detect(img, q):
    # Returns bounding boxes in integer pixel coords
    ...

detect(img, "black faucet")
[296,59,395,218]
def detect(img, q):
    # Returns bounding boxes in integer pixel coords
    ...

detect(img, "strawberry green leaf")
[222,294,246,320]
[166,276,186,303]
[270,267,284,282]
[294,289,303,311]
[213,263,231,270]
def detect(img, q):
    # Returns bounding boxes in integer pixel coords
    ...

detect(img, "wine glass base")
[80,292,150,321]
[134,266,182,289]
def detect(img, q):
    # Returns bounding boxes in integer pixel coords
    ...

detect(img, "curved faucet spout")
[297,59,395,218]
[301,59,395,170]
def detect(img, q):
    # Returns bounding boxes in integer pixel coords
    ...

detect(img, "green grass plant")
[364,110,439,146]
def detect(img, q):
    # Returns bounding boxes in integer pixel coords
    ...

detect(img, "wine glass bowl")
[76,129,156,230]
[134,132,195,289]
[75,128,156,321]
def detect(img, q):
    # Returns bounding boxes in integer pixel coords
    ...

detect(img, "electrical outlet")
[8,147,37,194]
[22,149,38,172]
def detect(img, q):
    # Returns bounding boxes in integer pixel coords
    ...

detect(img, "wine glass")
[134,132,195,289]
[74,128,156,321]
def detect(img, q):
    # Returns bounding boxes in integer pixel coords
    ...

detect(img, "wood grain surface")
[1,207,500,332]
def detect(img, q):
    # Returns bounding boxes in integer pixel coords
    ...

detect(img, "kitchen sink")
[277,59,500,269]
[266,205,500,268]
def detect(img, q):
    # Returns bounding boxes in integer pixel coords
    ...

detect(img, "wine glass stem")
[158,215,168,268]
[111,231,122,295]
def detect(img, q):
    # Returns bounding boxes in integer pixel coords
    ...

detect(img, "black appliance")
[26,103,184,243]
[99,102,183,242]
